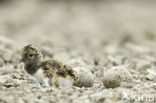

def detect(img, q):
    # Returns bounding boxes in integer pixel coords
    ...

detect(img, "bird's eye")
[29,54,33,57]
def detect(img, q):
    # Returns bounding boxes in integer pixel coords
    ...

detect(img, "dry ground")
[0,0,156,103]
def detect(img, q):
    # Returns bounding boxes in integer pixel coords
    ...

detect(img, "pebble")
[136,60,151,71]
[90,92,105,103]
[0,58,4,67]
[146,69,156,81]
[69,58,86,67]
[103,65,132,88]
[41,46,53,57]
[0,75,9,84]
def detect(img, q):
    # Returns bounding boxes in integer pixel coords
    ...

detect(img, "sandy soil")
[0,1,156,103]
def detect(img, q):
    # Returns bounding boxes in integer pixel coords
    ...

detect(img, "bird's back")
[39,58,77,86]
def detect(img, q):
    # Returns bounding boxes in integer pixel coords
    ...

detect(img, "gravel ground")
[0,1,156,103]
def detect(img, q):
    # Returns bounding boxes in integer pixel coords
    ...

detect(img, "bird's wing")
[40,59,78,80]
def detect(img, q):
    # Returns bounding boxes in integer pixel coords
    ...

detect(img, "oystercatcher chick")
[19,45,77,87]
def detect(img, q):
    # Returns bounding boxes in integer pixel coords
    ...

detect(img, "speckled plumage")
[20,45,78,87]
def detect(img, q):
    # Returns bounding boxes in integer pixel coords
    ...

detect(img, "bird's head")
[20,45,42,66]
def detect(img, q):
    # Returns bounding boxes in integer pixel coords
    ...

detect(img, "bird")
[19,44,78,87]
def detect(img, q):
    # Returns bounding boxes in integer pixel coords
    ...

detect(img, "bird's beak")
[19,57,24,63]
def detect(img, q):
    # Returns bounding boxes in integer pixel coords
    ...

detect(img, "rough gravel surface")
[0,1,156,103]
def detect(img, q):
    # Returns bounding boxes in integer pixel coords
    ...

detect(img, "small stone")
[90,92,105,103]
[0,75,9,84]
[136,60,151,71]
[73,67,94,87]
[146,69,156,81]
[40,46,53,57]
[103,65,132,88]
[69,58,87,67]
[104,99,113,103]
[0,58,4,67]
